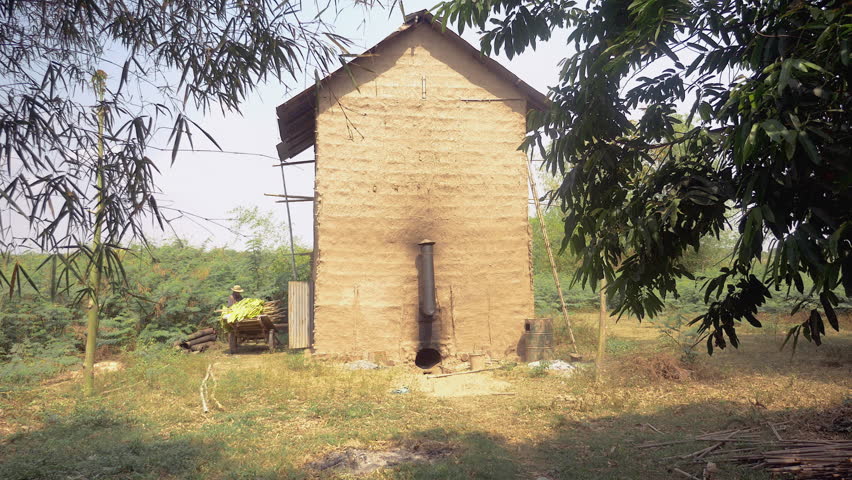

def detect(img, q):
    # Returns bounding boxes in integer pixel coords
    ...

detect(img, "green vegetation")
[2,202,848,387]
[437,0,851,353]
[0,320,848,479]
[0,208,309,385]
[0,207,849,480]
[532,206,851,318]
[0,1,348,394]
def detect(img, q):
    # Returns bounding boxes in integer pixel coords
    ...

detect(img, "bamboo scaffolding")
[526,155,578,353]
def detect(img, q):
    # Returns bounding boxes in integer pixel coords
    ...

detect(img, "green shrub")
[0,337,79,384]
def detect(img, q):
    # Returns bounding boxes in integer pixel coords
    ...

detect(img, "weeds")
[528,362,549,377]
[0,318,850,480]
[652,310,704,364]
[0,339,79,385]
[604,337,641,355]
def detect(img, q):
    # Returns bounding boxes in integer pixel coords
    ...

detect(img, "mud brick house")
[276,10,548,367]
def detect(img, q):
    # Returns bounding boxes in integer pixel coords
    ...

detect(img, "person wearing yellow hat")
[228,285,244,306]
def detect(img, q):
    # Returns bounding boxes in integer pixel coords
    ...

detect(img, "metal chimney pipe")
[418,240,436,318]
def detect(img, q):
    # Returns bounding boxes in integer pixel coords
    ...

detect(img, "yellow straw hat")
[231,285,244,293]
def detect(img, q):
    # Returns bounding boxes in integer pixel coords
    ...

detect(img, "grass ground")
[0,313,849,480]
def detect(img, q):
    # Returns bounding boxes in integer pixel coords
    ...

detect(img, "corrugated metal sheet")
[288,281,312,349]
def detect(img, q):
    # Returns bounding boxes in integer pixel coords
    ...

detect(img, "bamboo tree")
[49,255,57,302]
[83,70,108,395]
[0,1,345,299]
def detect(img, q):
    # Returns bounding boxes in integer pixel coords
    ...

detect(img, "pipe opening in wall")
[414,348,441,369]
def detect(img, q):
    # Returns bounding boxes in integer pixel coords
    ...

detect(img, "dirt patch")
[64,360,126,380]
[308,445,452,475]
[411,371,514,397]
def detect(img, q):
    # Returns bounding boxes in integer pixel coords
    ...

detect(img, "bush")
[0,337,79,384]
[0,298,80,356]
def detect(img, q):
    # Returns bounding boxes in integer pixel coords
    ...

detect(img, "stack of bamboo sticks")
[731,440,852,478]
[639,425,852,479]
[262,300,285,323]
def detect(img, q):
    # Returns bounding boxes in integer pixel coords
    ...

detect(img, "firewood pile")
[639,424,852,479]
[733,440,852,478]
[175,327,218,352]
[262,300,285,323]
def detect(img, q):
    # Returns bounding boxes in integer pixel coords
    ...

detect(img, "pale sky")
[148,1,571,250]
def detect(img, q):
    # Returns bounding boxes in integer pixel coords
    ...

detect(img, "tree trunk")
[83,71,107,396]
[595,277,607,384]
[185,328,216,342]
[49,255,57,302]
[189,340,216,352]
[83,284,101,394]
[185,333,217,347]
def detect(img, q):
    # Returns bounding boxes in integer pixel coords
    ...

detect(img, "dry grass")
[0,315,850,480]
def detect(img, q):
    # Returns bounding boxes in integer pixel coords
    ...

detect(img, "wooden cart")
[227,315,280,354]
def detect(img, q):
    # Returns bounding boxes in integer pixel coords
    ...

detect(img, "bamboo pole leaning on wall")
[273,164,302,281]
[526,156,578,354]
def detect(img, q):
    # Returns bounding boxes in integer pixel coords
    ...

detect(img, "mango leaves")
[438,0,852,353]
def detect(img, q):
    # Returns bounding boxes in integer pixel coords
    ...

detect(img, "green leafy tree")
[530,206,579,275]
[228,206,311,297]
[437,0,851,352]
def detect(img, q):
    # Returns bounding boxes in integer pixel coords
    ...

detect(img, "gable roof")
[275,10,549,161]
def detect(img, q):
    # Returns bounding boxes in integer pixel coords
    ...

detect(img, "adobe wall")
[312,24,534,363]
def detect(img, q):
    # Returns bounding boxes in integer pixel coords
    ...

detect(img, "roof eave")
[275,10,550,161]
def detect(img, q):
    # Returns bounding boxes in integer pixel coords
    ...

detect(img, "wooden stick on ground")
[208,363,224,410]
[645,423,665,434]
[101,380,143,396]
[673,468,701,480]
[428,367,501,378]
[768,422,783,441]
[685,430,742,460]
[200,364,212,413]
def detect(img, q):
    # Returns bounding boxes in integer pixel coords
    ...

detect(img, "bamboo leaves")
[0,0,345,296]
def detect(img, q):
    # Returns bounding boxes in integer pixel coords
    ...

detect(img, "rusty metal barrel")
[523,318,554,362]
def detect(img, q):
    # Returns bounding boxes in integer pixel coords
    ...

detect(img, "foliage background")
[0,208,310,382]
[1,205,849,383]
